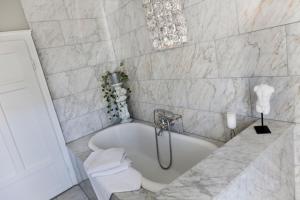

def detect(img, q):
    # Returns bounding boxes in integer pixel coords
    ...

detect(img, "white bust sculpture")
[254,84,275,115]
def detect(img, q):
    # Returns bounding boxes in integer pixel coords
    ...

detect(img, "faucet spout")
[154,109,183,134]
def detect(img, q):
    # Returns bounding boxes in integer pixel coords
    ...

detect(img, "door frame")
[0,30,77,185]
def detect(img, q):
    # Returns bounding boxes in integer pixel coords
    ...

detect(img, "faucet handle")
[154,109,183,132]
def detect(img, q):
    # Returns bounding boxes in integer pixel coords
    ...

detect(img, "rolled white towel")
[84,148,126,175]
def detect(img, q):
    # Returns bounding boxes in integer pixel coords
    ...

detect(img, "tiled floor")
[52,180,97,200]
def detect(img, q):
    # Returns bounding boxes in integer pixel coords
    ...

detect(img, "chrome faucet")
[154,109,183,136]
[153,109,183,170]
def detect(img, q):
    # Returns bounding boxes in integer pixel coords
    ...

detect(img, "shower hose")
[154,121,173,170]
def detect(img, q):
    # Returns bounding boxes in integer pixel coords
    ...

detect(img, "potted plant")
[101,62,131,121]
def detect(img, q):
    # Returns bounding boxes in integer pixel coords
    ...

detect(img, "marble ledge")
[67,120,295,200]
[156,120,295,200]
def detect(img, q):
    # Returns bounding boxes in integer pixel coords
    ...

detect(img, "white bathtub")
[88,122,218,192]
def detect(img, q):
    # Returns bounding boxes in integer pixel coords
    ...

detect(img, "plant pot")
[110,72,120,85]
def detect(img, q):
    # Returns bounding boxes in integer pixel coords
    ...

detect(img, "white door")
[0,37,73,199]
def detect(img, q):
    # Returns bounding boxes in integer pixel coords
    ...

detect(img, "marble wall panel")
[21,0,300,147]
[182,110,255,142]
[61,111,103,143]
[105,12,120,39]
[38,45,87,75]
[108,0,300,145]
[112,33,135,60]
[236,0,300,33]
[46,67,98,99]
[98,107,117,128]
[102,0,131,15]
[167,80,189,108]
[286,22,300,76]
[293,125,300,199]
[30,21,65,49]
[250,77,300,123]
[296,165,300,199]
[60,19,101,45]
[135,27,153,55]
[124,55,152,81]
[108,0,145,39]
[140,80,171,105]
[94,62,119,81]
[53,88,104,124]
[20,0,117,143]
[129,101,156,123]
[183,0,204,8]
[151,42,218,79]
[187,78,251,115]
[183,109,227,141]
[63,0,104,19]
[112,27,152,60]
[216,27,288,77]
[21,0,68,22]
[183,0,238,42]
[129,101,184,125]
[82,41,116,66]
[130,80,189,108]
[96,18,111,41]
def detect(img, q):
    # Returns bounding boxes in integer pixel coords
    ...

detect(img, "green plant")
[101,62,131,120]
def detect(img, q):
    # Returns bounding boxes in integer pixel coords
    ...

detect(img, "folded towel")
[90,167,142,200]
[84,148,142,200]
[90,159,131,178]
[84,148,126,175]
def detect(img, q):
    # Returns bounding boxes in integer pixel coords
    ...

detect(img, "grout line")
[131,100,298,125]
[37,38,111,51]
[233,0,241,34]
[284,25,290,76]
[248,78,254,118]
[130,99,254,118]
[52,87,100,101]
[46,65,97,76]
[125,75,299,82]
[213,39,221,78]
[59,108,105,125]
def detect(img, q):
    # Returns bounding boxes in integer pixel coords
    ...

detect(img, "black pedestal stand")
[254,113,271,134]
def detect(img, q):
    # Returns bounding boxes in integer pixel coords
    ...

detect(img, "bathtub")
[88,122,218,192]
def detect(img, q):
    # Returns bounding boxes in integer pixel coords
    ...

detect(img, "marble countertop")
[156,120,294,200]
[67,120,295,200]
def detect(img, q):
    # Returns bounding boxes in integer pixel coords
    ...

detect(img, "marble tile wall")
[18,0,300,196]
[102,1,300,195]
[20,0,117,142]
[293,125,300,199]
[101,0,300,144]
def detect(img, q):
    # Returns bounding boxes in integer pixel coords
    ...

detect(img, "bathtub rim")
[88,120,223,151]
[87,121,221,192]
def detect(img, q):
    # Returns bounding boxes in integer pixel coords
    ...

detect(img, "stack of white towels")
[84,148,141,200]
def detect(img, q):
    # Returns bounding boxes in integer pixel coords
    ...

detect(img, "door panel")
[0,53,24,85]
[0,130,17,185]
[0,90,51,170]
[0,39,73,199]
